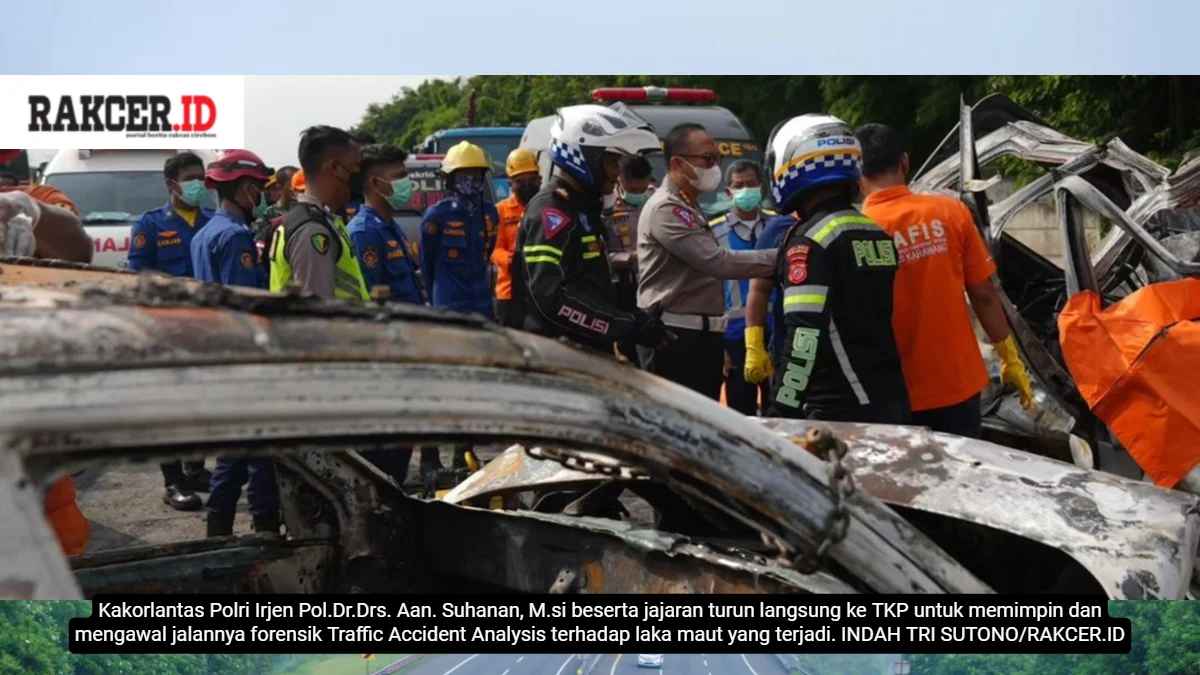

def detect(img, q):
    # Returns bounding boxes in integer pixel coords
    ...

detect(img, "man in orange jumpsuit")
[856,125,1034,439]
[490,149,542,327]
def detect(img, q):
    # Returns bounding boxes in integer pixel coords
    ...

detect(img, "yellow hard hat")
[505,148,539,177]
[441,141,491,174]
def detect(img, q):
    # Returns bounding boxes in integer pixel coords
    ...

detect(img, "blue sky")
[2,0,1197,75]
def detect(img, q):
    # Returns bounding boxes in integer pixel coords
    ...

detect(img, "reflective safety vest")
[711,211,775,340]
[269,203,370,301]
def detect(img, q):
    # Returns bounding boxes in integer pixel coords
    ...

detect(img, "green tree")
[353,75,1200,171]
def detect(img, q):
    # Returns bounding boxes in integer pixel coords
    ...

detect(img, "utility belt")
[724,303,774,321]
[660,312,728,333]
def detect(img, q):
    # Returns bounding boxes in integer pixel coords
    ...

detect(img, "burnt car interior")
[49,435,1105,599]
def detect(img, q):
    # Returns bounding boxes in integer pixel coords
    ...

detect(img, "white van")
[41,149,217,269]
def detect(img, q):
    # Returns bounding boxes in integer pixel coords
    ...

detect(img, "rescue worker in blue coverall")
[347,143,441,486]
[709,159,777,415]
[420,141,500,320]
[189,149,282,538]
[418,141,499,478]
[128,151,214,512]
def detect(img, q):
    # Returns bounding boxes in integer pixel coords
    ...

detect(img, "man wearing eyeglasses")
[636,123,778,400]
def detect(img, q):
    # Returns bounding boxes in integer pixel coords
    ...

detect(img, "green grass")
[271,654,411,675]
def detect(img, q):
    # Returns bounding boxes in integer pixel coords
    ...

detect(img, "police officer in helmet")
[512,104,672,355]
[762,114,911,424]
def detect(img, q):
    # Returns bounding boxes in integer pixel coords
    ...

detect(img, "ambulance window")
[44,171,217,221]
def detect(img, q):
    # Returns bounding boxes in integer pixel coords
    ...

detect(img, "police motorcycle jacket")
[512,179,650,353]
[769,197,910,418]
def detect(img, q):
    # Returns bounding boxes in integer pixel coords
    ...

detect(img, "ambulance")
[40,149,217,269]
[519,87,767,217]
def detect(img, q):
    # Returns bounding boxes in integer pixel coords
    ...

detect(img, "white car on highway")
[637,654,663,669]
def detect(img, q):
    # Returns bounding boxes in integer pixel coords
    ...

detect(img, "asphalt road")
[74,447,500,552]
[74,445,656,553]
[399,654,790,675]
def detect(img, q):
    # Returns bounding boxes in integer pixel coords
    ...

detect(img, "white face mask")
[685,160,722,193]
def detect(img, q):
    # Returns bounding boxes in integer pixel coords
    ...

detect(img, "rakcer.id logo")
[27,95,219,138]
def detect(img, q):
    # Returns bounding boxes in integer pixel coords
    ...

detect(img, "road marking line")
[502,670,510,675]
[443,654,479,675]
[704,661,708,667]
[740,654,760,675]
[517,656,524,663]
[554,655,575,675]
[611,654,623,675]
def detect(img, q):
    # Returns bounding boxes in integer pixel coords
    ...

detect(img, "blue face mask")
[179,179,208,207]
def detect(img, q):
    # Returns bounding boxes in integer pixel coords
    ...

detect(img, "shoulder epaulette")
[708,214,729,227]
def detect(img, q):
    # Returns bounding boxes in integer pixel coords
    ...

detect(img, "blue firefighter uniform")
[348,204,427,305]
[419,196,499,318]
[190,208,267,289]
[190,208,278,535]
[711,209,777,415]
[128,203,214,277]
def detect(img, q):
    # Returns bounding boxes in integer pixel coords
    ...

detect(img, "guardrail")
[370,654,427,675]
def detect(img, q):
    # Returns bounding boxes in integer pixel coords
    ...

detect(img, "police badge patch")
[672,206,695,228]
[311,233,330,255]
[362,246,379,269]
[542,208,571,239]
[240,251,254,269]
[788,259,808,284]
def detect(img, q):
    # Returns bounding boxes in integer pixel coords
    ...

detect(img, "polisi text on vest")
[27,95,217,133]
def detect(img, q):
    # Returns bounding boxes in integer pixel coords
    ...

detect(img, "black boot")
[252,514,280,536]
[163,485,202,511]
[183,466,213,493]
[206,512,235,538]
[452,447,469,472]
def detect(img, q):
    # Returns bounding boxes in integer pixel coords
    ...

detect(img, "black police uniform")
[512,178,664,354]
[768,197,911,423]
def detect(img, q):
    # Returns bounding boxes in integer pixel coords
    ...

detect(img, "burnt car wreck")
[912,94,1200,493]
[0,260,1196,601]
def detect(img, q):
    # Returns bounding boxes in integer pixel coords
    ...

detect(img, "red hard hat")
[205,149,272,187]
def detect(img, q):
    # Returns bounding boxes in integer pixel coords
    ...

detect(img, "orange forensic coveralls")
[490,192,526,301]
[862,186,996,412]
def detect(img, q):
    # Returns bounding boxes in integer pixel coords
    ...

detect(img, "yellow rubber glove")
[995,335,1035,410]
[744,326,774,384]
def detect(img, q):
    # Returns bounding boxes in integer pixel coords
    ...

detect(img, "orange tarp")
[1058,278,1200,487]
